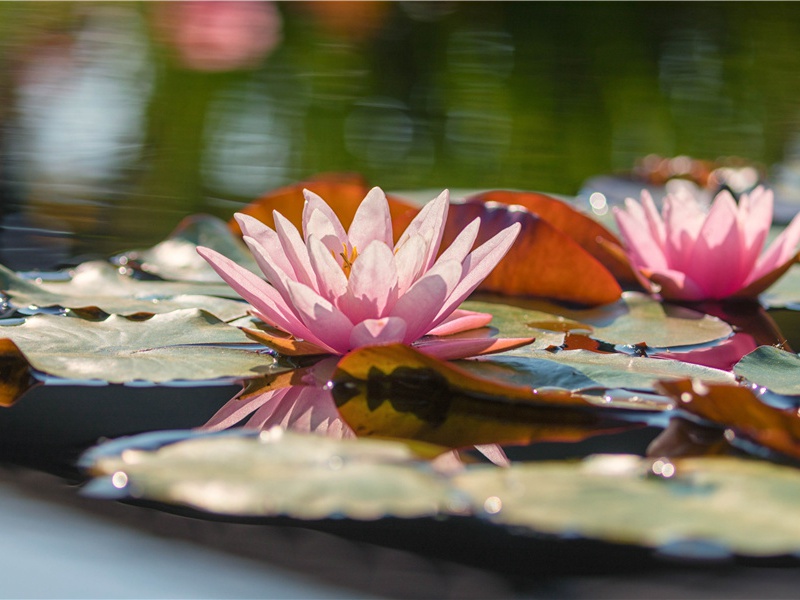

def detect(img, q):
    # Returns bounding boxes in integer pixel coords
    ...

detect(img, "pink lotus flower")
[198,187,530,359]
[614,186,800,301]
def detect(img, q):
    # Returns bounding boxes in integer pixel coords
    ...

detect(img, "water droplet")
[328,455,343,470]
[483,496,502,515]
[680,392,693,403]
[111,471,129,489]
[259,427,284,443]
[651,459,675,478]
[691,380,710,396]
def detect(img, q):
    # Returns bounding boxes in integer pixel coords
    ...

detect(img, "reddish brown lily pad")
[332,344,640,449]
[0,339,36,407]
[656,378,800,461]
[467,190,639,286]
[437,201,623,305]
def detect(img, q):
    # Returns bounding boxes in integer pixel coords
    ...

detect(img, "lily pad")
[434,201,623,306]
[332,344,644,449]
[465,190,639,286]
[656,378,800,461]
[0,262,248,321]
[470,292,733,349]
[82,429,800,557]
[0,309,279,383]
[86,429,459,520]
[760,264,800,309]
[733,345,800,396]
[117,214,260,283]
[452,455,800,557]
[466,350,735,393]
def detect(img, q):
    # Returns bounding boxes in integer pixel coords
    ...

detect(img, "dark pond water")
[4,2,800,262]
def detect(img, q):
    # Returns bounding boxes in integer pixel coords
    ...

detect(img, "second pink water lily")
[198,187,530,359]
[614,186,800,301]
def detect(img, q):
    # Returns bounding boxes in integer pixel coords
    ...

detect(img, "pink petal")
[663,189,706,272]
[302,189,348,251]
[414,336,534,360]
[687,192,745,298]
[436,217,480,264]
[284,278,355,354]
[243,235,296,300]
[197,246,330,348]
[273,211,318,290]
[749,210,800,284]
[390,259,463,343]
[347,187,394,251]
[394,234,428,294]
[474,444,510,467]
[640,190,667,250]
[614,203,668,271]
[200,387,291,432]
[737,186,772,277]
[306,235,348,302]
[247,386,304,431]
[349,317,408,348]
[432,222,521,326]
[234,213,298,280]
[395,190,450,270]
[644,267,707,301]
[305,207,351,259]
[338,241,399,320]
[425,309,492,336]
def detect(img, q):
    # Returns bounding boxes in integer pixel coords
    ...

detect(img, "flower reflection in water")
[199,358,509,466]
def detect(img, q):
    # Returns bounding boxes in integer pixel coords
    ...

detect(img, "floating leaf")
[465,190,639,285]
[452,455,800,557]
[83,430,800,557]
[656,378,800,461]
[0,263,248,321]
[760,263,800,309]
[432,201,622,305]
[0,339,37,407]
[466,350,735,394]
[733,345,800,396]
[86,429,458,520]
[332,344,642,449]
[0,309,280,384]
[469,292,733,349]
[116,214,260,282]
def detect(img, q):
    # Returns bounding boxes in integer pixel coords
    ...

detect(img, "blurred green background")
[2,1,800,261]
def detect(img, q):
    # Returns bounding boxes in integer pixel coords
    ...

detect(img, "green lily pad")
[452,455,800,557]
[0,309,278,383]
[0,262,248,321]
[468,291,732,349]
[87,430,459,520]
[760,264,800,309]
[733,345,800,396]
[465,349,735,393]
[117,214,260,282]
[84,430,800,557]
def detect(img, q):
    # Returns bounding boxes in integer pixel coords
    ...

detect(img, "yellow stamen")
[336,242,359,278]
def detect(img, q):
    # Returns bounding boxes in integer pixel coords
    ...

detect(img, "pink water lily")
[614,186,800,301]
[198,187,530,359]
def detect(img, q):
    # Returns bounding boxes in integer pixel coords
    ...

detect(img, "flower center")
[337,243,359,278]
